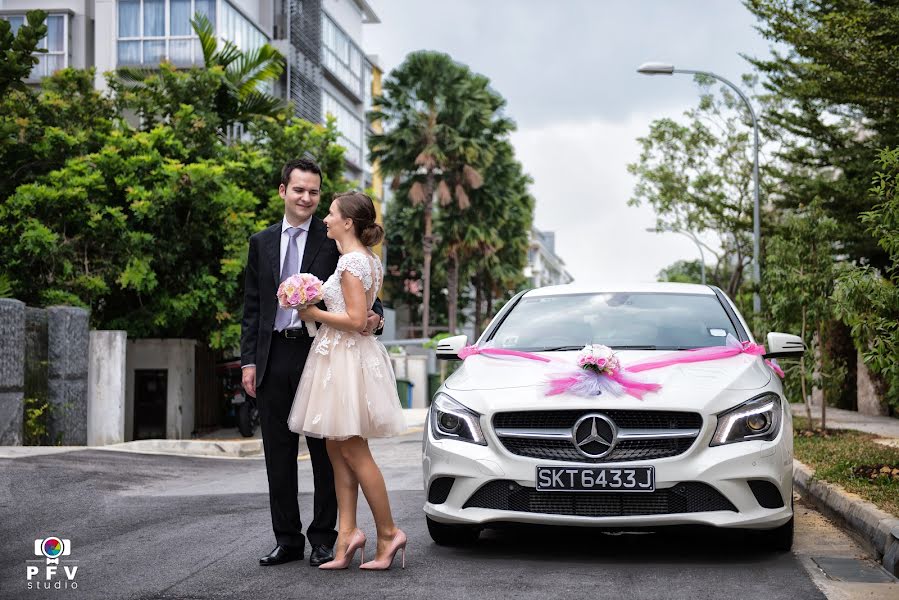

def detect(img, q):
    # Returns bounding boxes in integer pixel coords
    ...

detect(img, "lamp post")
[637,62,761,313]
[646,226,706,285]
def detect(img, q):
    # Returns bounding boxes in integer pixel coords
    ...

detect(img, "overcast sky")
[364,0,772,285]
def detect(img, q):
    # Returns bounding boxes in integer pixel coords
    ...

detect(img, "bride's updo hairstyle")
[333,191,384,247]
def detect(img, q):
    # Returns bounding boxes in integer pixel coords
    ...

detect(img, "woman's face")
[324,199,353,242]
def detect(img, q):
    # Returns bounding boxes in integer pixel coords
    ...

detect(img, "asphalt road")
[0,430,857,600]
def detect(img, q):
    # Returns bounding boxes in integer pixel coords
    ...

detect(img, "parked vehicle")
[423,283,804,550]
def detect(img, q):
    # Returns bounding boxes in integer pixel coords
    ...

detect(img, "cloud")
[511,113,721,284]
[364,0,766,284]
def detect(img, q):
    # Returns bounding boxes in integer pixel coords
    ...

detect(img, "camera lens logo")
[42,538,65,559]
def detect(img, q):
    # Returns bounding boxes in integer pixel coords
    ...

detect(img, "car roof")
[525,282,717,297]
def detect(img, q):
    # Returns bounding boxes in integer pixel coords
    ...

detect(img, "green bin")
[395,379,414,408]
[427,374,442,405]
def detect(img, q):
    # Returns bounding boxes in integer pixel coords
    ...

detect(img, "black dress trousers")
[257,333,338,549]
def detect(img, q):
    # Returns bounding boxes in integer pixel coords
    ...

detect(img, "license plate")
[536,466,655,492]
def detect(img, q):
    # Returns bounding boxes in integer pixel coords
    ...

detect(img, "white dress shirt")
[279,215,312,330]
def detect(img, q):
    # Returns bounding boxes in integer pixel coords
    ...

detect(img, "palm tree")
[115,13,284,128]
[369,51,513,336]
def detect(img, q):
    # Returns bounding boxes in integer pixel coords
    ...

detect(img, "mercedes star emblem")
[571,413,618,458]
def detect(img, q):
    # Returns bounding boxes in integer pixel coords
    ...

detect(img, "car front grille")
[492,410,703,463]
[498,437,697,463]
[463,481,737,517]
[493,410,703,430]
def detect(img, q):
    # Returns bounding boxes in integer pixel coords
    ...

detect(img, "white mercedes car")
[423,283,805,550]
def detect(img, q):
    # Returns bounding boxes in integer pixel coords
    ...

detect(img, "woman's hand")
[296,306,320,323]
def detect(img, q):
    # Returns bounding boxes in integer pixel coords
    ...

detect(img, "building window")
[321,12,362,98]
[322,91,363,167]
[220,1,267,53]
[117,0,217,66]
[3,14,68,79]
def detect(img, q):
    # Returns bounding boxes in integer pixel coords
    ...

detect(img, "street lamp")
[637,62,761,313]
[645,226,706,285]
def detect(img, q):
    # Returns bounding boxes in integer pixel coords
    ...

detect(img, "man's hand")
[241,366,257,398]
[361,310,380,335]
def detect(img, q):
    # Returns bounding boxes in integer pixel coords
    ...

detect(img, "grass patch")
[792,417,899,516]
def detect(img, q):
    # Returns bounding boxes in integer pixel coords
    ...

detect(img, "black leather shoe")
[309,544,334,567]
[259,545,303,566]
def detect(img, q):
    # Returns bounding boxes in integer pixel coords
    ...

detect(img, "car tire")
[426,516,480,546]
[237,402,254,438]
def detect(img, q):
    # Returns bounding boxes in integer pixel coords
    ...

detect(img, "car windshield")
[488,292,740,351]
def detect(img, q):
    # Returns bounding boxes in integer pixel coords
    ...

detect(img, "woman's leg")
[339,437,398,558]
[326,439,360,555]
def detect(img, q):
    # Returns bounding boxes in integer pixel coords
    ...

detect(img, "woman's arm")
[298,271,368,333]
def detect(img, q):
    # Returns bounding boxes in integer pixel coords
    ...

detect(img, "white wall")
[93,0,115,91]
[125,339,196,440]
[322,0,363,44]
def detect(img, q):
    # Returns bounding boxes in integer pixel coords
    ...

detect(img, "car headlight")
[429,393,487,445]
[711,392,782,446]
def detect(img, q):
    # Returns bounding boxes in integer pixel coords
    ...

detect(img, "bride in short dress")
[287,191,407,570]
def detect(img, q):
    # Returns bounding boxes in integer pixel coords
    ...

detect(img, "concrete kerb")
[793,458,899,577]
[1,408,432,460]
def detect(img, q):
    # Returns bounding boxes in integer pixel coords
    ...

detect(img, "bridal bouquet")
[277,273,324,336]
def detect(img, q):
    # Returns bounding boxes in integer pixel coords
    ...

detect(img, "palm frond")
[455,184,470,210]
[191,14,217,66]
[237,90,285,120]
[409,181,426,205]
[437,180,452,205]
[115,66,156,83]
[231,45,285,95]
[463,164,483,189]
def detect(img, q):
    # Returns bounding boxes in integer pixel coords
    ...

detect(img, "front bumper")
[423,412,793,530]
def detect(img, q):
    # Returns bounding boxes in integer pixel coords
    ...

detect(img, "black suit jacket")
[240,217,384,389]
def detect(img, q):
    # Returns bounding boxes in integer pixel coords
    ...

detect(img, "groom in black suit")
[241,158,384,566]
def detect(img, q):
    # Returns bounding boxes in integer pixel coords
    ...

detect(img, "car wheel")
[237,402,254,438]
[426,516,480,546]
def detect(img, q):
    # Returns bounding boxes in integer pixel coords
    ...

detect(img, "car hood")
[444,350,772,402]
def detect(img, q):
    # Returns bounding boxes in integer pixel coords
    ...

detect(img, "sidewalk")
[789,402,899,577]
[790,403,899,438]
[0,408,430,460]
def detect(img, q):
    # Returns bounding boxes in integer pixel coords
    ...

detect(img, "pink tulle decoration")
[460,335,779,400]
[766,359,785,378]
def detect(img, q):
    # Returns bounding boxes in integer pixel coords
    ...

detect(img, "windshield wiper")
[610,345,659,350]
[534,345,585,352]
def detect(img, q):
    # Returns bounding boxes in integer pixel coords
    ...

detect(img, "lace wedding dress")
[287,251,406,440]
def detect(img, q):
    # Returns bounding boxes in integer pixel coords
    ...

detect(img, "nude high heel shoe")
[319,529,367,570]
[359,529,407,570]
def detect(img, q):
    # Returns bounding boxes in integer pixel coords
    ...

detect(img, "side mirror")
[436,334,468,361]
[765,332,805,359]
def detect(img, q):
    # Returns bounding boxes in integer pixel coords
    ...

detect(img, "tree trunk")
[801,305,812,426]
[420,175,434,339]
[474,275,483,340]
[447,247,459,334]
[818,321,826,431]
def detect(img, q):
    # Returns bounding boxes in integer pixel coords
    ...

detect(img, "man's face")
[279,168,321,225]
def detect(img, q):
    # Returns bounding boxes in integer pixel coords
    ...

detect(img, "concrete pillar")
[47,306,90,445]
[0,299,26,445]
[857,349,889,416]
[87,330,127,445]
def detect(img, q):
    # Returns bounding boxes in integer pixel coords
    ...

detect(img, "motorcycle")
[232,389,259,438]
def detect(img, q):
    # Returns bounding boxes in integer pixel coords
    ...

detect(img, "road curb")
[101,438,263,458]
[793,458,899,576]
